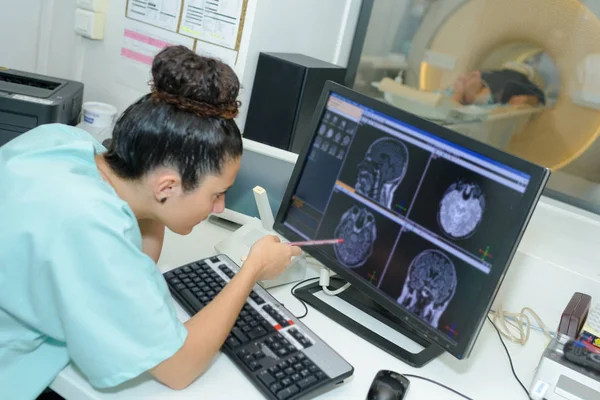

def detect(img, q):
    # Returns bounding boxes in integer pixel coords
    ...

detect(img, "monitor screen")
[274,82,549,359]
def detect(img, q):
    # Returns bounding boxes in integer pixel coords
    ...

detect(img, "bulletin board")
[120,0,247,92]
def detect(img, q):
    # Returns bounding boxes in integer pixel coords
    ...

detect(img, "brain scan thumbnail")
[437,180,485,239]
[355,137,409,208]
[397,249,457,328]
[334,206,377,268]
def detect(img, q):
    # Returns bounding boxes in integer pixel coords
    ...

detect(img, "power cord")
[487,316,531,399]
[290,277,320,319]
[319,268,351,296]
[401,374,473,400]
[489,305,553,344]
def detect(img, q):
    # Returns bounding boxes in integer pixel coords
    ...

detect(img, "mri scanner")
[376,0,600,183]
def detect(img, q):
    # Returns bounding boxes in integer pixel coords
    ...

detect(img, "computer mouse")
[366,370,410,400]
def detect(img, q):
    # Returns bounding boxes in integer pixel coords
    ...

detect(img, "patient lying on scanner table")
[445,63,546,109]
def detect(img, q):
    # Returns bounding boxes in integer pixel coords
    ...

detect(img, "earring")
[160,197,167,204]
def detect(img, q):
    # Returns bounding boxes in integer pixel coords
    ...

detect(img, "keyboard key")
[175,283,186,291]
[284,367,295,376]
[165,271,175,279]
[248,327,267,340]
[270,383,283,394]
[180,289,204,312]
[231,327,249,343]
[210,256,220,263]
[182,266,192,273]
[225,337,240,349]
[253,351,265,360]
[291,373,302,382]
[316,371,327,381]
[268,366,279,375]
[281,378,293,388]
[258,370,276,387]
[300,369,311,378]
[248,361,261,371]
[275,371,285,380]
[276,384,299,400]
[297,375,317,390]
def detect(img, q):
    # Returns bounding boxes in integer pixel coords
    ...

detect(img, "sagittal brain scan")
[355,137,409,208]
[437,181,485,239]
[397,250,457,328]
[334,206,377,268]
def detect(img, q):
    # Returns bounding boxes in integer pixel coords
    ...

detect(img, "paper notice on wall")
[179,0,244,50]
[195,40,238,67]
[126,0,183,32]
[118,19,195,93]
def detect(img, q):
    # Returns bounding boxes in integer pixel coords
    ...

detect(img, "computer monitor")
[274,81,549,361]
[216,138,298,226]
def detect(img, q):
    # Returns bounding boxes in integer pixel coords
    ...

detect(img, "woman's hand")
[244,236,302,281]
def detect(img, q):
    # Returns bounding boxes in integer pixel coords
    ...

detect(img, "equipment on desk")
[273,80,550,367]
[367,370,409,400]
[530,334,600,400]
[559,292,592,339]
[0,68,84,147]
[163,254,354,400]
[211,137,298,228]
[243,53,346,153]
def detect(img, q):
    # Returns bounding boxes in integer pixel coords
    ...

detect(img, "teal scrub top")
[0,124,188,400]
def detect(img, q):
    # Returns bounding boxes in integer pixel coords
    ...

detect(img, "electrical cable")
[319,268,351,296]
[401,374,473,400]
[290,277,320,319]
[489,305,553,344]
[487,316,531,399]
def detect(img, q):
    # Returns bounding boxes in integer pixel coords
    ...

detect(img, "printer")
[0,68,84,147]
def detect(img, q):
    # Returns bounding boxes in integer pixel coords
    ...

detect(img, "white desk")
[51,196,600,400]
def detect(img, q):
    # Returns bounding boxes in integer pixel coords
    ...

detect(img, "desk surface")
[51,196,600,400]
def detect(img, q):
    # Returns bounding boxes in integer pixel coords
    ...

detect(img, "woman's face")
[159,157,241,235]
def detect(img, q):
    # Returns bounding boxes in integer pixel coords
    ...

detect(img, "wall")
[3,0,361,132]
[0,0,43,72]
[236,0,361,127]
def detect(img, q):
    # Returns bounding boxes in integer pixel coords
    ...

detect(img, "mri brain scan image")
[397,249,457,328]
[334,206,377,268]
[355,137,409,208]
[437,181,485,239]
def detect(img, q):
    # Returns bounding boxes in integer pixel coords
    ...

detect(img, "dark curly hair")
[103,45,243,191]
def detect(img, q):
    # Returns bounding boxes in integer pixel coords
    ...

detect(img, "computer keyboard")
[164,254,354,400]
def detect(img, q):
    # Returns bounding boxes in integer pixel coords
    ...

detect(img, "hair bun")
[151,45,240,119]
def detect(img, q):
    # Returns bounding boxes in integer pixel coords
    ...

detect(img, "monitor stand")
[294,277,444,368]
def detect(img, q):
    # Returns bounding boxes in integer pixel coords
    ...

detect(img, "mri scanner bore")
[353,0,600,210]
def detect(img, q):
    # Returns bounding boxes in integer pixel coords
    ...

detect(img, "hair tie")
[150,89,239,120]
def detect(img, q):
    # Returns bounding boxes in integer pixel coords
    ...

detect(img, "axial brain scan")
[397,249,457,328]
[334,206,377,268]
[355,137,409,208]
[437,180,485,239]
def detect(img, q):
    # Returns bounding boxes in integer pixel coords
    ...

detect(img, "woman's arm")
[138,219,165,263]
[149,236,302,390]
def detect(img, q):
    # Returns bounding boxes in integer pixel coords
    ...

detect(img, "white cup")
[82,102,117,129]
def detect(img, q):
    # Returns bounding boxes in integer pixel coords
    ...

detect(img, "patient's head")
[450,66,546,107]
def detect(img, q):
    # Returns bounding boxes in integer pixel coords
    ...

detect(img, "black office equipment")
[164,254,354,400]
[274,81,550,366]
[0,68,84,147]
[367,370,410,400]
[243,53,346,154]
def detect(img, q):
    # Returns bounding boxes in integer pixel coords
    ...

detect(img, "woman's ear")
[154,172,181,204]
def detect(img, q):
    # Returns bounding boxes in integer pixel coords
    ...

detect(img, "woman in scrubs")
[0,45,301,399]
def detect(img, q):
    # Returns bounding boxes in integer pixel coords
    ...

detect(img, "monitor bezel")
[273,81,550,359]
